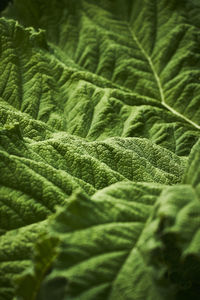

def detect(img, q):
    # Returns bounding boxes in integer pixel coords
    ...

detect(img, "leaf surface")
[1,1,200,153]
[0,0,200,299]
[16,183,166,300]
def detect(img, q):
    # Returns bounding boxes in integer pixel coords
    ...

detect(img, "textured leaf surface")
[15,235,60,300]
[0,123,186,299]
[0,221,47,300]
[0,122,185,299]
[0,122,186,232]
[183,138,200,192]
[140,185,200,300]
[20,183,200,300]
[16,183,166,300]
[1,0,200,154]
[0,0,200,299]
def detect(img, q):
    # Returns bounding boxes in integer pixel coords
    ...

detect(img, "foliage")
[0,1,200,299]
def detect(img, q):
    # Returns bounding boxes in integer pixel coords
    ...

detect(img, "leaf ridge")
[127,23,200,130]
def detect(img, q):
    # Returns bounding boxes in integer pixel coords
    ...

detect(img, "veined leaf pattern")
[0,1,200,299]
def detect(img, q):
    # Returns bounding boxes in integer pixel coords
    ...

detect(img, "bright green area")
[0,0,200,299]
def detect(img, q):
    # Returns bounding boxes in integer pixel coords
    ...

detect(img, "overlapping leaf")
[139,185,200,300]
[0,0,200,299]
[15,183,166,300]
[0,122,185,299]
[1,0,200,153]
[15,183,200,300]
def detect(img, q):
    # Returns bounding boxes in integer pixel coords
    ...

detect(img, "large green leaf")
[0,221,47,300]
[16,183,200,300]
[0,0,200,299]
[0,122,186,231]
[0,123,185,299]
[140,185,200,300]
[1,0,200,154]
[15,182,166,300]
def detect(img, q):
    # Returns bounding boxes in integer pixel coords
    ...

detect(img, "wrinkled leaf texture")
[0,0,200,299]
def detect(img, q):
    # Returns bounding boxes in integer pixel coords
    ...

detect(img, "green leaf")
[182,138,200,192]
[23,182,166,300]
[15,235,60,300]
[0,101,186,300]
[0,0,200,299]
[0,122,186,230]
[1,1,200,154]
[0,124,185,299]
[0,221,47,300]
[0,123,185,298]
[29,183,200,300]
[140,185,200,300]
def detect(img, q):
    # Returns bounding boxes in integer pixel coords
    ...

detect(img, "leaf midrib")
[127,24,200,130]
